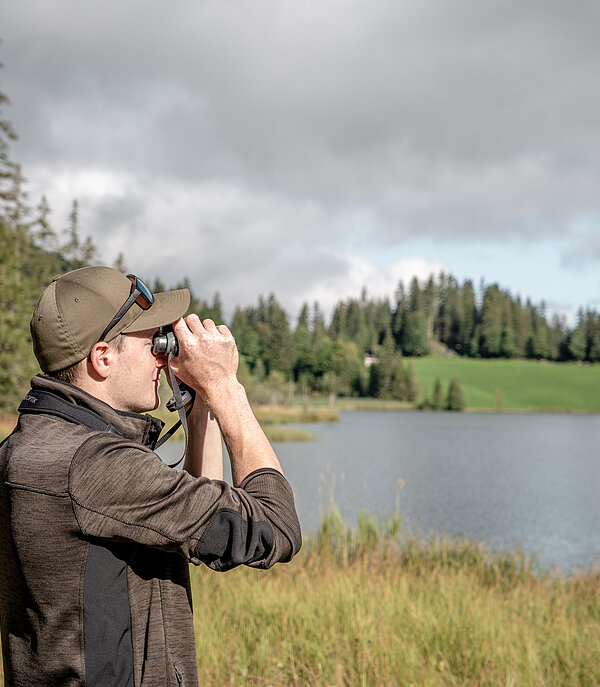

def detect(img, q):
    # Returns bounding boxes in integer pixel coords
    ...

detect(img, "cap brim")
[121,288,190,333]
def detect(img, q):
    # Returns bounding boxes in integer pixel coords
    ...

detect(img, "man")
[0,266,302,687]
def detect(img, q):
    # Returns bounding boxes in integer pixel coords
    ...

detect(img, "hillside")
[412,356,600,413]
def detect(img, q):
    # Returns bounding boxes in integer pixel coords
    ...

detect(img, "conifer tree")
[113,252,128,273]
[293,306,315,384]
[479,284,504,357]
[231,307,261,370]
[311,301,325,335]
[297,302,310,329]
[459,280,477,353]
[431,376,444,410]
[0,61,18,209]
[32,195,58,252]
[446,378,466,411]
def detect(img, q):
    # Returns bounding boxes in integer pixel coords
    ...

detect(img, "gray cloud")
[3,0,600,315]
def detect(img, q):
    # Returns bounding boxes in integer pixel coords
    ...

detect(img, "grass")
[262,425,315,442]
[149,403,337,443]
[253,405,339,425]
[332,397,414,411]
[252,404,338,442]
[412,357,600,413]
[189,509,600,686]
[1,512,599,685]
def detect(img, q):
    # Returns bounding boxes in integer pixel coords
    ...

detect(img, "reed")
[253,405,340,425]
[262,425,315,442]
[0,511,598,685]
[190,510,600,686]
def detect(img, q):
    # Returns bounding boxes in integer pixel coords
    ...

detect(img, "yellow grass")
[1,512,599,685]
[189,511,600,686]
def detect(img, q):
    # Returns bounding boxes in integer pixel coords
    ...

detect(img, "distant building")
[364,353,378,367]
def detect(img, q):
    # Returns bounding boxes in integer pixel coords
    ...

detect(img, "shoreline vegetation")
[191,509,600,686]
[1,511,598,686]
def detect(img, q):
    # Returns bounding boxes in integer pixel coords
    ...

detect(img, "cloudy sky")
[3,0,599,323]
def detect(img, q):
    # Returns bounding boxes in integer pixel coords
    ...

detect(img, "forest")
[1,65,599,416]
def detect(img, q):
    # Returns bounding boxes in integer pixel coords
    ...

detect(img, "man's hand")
[169,316,240,410]
[169,315,283,485]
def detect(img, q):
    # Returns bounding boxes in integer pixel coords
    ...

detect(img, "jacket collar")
[30,375,164,448]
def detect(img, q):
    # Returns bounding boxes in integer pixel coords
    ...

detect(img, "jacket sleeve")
[68,433,302,571]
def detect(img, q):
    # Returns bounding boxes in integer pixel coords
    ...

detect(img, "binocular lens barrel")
[152,331,178,357]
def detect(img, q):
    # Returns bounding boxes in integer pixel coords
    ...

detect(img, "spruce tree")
[431,376,444,410]
[446,378,466,411]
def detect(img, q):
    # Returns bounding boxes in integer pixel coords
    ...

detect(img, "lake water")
[157,411,600,574]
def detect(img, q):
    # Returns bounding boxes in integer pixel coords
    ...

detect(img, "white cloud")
[300,255,448,320]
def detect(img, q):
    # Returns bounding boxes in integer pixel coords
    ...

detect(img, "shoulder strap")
[18,389,123,437]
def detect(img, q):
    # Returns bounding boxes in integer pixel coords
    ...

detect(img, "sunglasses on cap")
[96,274,155,345]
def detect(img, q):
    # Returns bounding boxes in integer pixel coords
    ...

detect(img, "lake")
[157,410,600,574]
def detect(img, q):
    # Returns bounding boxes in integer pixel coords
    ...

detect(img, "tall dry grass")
[1,510,598,685]
[191,509,600,686]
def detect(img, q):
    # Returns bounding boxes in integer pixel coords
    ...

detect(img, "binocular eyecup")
[152,326,179,357]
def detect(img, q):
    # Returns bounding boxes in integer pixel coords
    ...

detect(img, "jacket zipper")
[174,665,183,686]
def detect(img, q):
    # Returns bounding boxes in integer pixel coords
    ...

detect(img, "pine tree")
[400,311,429,356]
[404,361,419,402]
[4,163,29,232]
[587,313,600,362]
[376,329,396,398]
[446,378,466,411]
[390,355,407,401]
[460,280,477,354]
[526,310,550,359]
[293,307,315,384]
[62,199,81,264]
[255,294,296,376]
[0,62,18,209]
[479,285,504,357]
[113,252,128,273]
[32,195,58,252]
[297,302,310,329]
[312,301,325,335]
[231,308,261,370]
[431,376,444,410]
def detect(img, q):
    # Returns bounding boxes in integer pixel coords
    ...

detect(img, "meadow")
[411,357,600,413]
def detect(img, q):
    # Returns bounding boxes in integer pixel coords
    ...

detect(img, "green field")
[412,357,600,413]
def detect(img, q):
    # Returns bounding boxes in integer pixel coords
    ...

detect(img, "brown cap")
[30,266,190,372]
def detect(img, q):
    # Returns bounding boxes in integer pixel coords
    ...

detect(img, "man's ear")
[87,342,113,380]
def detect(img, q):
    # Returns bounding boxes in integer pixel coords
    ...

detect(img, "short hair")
[46,334,127,385]
[48,362,81,385]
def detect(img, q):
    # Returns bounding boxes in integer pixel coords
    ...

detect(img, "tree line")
[221,277,599,405]
[1,58,599,415]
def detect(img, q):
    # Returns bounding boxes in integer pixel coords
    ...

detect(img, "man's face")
[109,328,167,413]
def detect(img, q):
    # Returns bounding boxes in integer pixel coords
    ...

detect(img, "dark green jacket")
[0,375,301,687]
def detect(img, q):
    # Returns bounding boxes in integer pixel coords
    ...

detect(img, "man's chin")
[149,391,161,412]
[135,392,161,414]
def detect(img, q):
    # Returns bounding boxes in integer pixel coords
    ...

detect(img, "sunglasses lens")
[127,274,154,310]
[136,292,153,309]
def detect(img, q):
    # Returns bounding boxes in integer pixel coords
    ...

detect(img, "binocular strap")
[154,353,193,468]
